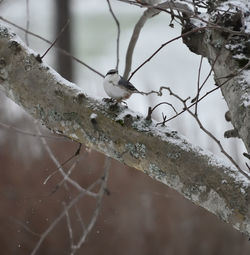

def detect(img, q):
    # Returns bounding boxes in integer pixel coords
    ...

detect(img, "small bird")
[103,69,139,102]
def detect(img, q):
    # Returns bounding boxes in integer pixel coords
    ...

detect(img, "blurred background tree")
[55,0,73,82]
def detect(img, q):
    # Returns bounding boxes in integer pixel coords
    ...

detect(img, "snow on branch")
[180,0,250,154]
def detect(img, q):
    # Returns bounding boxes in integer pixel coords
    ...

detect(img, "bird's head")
[105,69,118,77]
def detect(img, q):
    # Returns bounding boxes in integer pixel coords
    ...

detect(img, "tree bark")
[182,0,250,154]
[0,22,250,236]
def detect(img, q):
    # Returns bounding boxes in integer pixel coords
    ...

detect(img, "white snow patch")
[115,107,141,121]
[175,0,195,13]
[240,187,246,194]
[90,113,97,119]
[47,64,80,91]
[242,92,250,107]
[201,189,232,220]
[191,185,207,203]
[161,174,184,192]
[222,179,227,184]
[70,133,78,140]
[219,1,250,33]
[240,71,250,107]
[190,13,209,28]
[232,53,246,60]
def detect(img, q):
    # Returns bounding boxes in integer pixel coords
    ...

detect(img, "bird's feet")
[102,98,128,110]
[102,98,116,103]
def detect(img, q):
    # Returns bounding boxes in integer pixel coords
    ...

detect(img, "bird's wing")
[118,76,138,92]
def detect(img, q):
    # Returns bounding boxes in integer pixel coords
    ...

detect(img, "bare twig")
[70,157,111,255]
[192,36,229,111]
[146,101,178,120]
[140,86,169,96]
[0,16,104,78]
[195,56,203,115]
[30,179,102,255]
[25,0,30,46]
[0,121,65,140]
[156,60,250,125]
[123,7,159,79]
[128,26,212,81]
[75,204,85,231]
[106,0,120,70]
[165,87,250,179]
[243,153,250,160]
[151,101,178,114]
[11,218,40,237]
[35,125,97,197]
[64,202,74,249]
[40,19,70,60]
[51,154,86,196]
[50,156,82,194]
[189,109,249,178]
[246,163,250,172]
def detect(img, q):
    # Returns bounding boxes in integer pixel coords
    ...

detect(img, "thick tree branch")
[182,1,250,153]
[1,23,250,237]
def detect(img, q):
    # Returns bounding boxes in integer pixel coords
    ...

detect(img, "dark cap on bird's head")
[106,69,118,76]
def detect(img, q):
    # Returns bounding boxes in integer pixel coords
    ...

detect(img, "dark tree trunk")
[55,0,73,81]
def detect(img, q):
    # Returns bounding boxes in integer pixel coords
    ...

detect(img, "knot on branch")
[224,129,239,139]
[213,10,243,32]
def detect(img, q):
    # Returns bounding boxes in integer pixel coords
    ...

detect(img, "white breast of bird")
[103,74,130,100]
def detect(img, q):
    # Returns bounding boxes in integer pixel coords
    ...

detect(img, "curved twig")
[25,0,30,46]
[106,0,121,70]
[123,7,160,79]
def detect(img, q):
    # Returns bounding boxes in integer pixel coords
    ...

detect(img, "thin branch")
[64,202,74,249]
[0,121,65,140]
[123,7,159,79]
[106,0,120,70]
[191,36,229,109]
[146,101,178,120]
[30,179,102,255]
[246,163,250,172]
[128,25,212,81]
[195,56,203,115]
[50,156,82,194]
[156,60,250,125]
[40,19,70,60]
[189,108,249,178]
[74,204,85,231]
[25,0,30,46]
[35,126,97,197]
[71,157,111,255]
[165,87,250,179]
[11,217,40,237]
[0,17,104,78]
